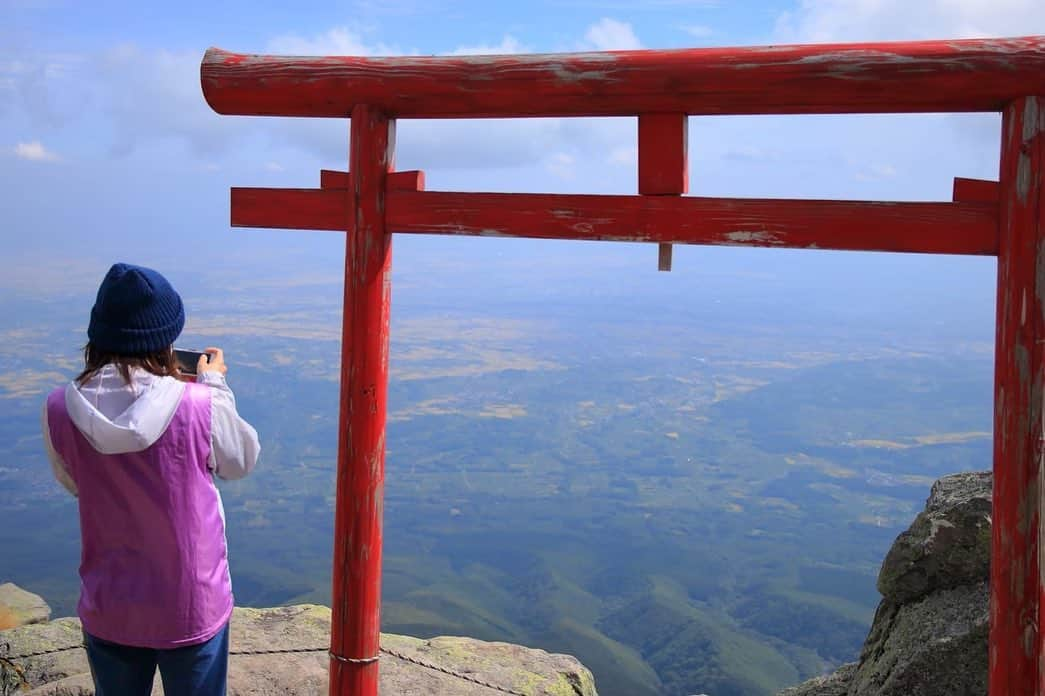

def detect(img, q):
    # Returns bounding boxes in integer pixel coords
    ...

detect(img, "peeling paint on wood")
[953,177,1000,203]
[320,169,425,191]
[992,95,1045,696]
[231,189,999,256]
[638,112,686,273]
[329,106,393,696]
[200,37,1045,118]
[384,191,998,256]
[638,113,688,195]
[723,230,784,245]
[231,188,348,230]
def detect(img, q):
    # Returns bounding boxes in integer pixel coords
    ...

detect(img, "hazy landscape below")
[0,239,996,696]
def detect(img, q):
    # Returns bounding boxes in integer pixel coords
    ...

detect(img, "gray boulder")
[778,663,856,696]
[876,472,991,605]
[849,582,987,696]
[778,471,990,696]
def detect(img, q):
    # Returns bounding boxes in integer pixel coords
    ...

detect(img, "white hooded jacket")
[43,365,260,495]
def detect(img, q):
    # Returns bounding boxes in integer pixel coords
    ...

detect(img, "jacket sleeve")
[41,401,78,497]
[197,372,261,481]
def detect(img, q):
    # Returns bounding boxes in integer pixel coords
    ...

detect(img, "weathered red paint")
[638,113,687,272]
[320,169,425,191]
[388,191,998,255]
[231,188,345,231]
[992,96,1045,696]
[231,172,424,229]
[231,189,998,255]
[200,37,1045,119]
[201,36,1045,696]
[953,177,1000,203]
[328,105,394,696]
[638,113,688,196]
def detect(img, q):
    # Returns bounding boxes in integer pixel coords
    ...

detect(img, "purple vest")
[47,382,233,648]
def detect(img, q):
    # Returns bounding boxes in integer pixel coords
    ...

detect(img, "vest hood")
[64,365,186,454]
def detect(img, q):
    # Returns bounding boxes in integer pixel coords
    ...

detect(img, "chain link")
[0,642,532,696]
[379,646,529,696]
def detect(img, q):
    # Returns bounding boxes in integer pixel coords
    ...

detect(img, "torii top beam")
[202,36,1045,119]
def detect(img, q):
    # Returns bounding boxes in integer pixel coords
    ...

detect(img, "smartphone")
[174,348,210,376]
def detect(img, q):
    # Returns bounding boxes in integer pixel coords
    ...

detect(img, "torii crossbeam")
[200,36,1045,696]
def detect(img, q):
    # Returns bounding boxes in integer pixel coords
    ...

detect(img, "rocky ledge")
[779,471,990,696]
[0,584,50,631]
[0,601,597,696]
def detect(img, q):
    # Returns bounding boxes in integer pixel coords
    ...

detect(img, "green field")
[0,257,994,696]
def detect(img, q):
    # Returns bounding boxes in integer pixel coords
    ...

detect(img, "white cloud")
[722,145,773,163]
[2,54,78,82]
[763,0,1040,196]
[1,51,84,125]
[267,27,376,56]
[0,16,643,174]
[855,163,899,181]
[94,45,242,157]
[583,18,642,51]
[608,145,638,166]
[0,22,626,177]
[13,140,59,161]
[681,24,714,38]
[775,0,1045,42]
[763,18,1027,217]
[546,152,577,179]
[451,36,528,56]
[265,161,284,172]
[397,119,569,171]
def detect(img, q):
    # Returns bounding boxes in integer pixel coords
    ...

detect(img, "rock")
[380,634,598,696]
[777,472,991,696]
[849,583,987,696]
[0,583,51,630]
[876,472,991,605]
[777,663,856,696]
[0,616,84,696]
[0,604,598,696]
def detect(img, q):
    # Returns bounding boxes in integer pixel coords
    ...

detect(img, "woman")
[41,262,260,696]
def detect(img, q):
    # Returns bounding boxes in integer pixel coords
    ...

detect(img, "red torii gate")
[200,36,1045,696]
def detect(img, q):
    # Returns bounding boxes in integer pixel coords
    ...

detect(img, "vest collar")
[64,365,186,454]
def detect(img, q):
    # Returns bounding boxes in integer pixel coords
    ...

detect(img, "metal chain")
[0,642,531,696]
[379,646,529,696]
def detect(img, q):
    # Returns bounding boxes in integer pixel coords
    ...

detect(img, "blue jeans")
[84,623,229,696]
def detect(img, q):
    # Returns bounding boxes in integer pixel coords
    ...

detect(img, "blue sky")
[2,0,1045,322]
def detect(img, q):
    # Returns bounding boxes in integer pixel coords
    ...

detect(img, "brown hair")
[76,343,181,385]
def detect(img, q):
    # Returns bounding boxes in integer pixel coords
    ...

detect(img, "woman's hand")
[199,347,228,376]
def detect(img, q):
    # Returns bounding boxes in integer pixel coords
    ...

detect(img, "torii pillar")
[327,105,394,692]
[993,95,1045,696]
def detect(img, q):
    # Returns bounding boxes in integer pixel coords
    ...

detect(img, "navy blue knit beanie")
[88,263,185,355]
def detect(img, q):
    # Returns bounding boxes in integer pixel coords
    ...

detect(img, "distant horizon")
[4,0,1040,301]
[0,262,995,695]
